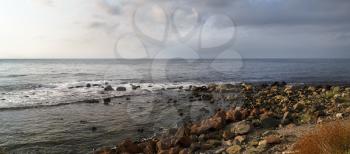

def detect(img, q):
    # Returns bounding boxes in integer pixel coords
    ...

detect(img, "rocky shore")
[94,82,350,154]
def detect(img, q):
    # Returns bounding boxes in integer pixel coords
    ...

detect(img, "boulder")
[86,83,91,88]
[116,87,127,91]
[104,85,114,91]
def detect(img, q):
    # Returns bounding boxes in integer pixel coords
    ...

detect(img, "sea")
[0,59,350,153]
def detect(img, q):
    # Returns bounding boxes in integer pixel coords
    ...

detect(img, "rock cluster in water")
[95,82,350,154]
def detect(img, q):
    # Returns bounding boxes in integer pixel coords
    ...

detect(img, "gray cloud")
[97,0,350,58]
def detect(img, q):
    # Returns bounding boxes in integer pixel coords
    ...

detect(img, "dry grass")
[293,120,350,154]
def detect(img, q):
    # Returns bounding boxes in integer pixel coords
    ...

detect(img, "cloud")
[88,21,120,34]
[31,0,55,7]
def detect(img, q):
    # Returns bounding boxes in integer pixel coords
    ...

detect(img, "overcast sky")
[0,0,349,59]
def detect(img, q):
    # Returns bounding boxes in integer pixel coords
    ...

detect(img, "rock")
[206,139,221,148]
[233,121,252,135]
[293,102,305,111]
[168,147,180,154]
[92,126,97,132]
[103,98,111,105]
[225,108,243,122]
[264,135,281,144]
[104,85,114,91]
[131,84,141,90]
[86,83,91,88]
[190,110,226,134]
[138,140,156,154]
[233,135,246,145]
[94,147,117,154]
[281,112,291,125]
[336,113,343,119]
[117,139,141,153]
[157,137,174,151]
[217,84,235,92]
[260,114,279,129]
[215,147,226,154]
[222,130,234,140]
[179,148,190,154]
[226,145,242,154]
[201,93,213,101]
[116,87,127,91]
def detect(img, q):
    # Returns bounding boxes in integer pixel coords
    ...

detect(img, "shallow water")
[0,90,229,154]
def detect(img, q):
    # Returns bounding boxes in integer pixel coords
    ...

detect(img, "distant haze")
[0,0,350,59]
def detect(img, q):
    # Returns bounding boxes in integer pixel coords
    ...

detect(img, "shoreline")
[95,82,350,154]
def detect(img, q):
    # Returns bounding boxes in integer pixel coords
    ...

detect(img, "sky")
[0,0,350,59]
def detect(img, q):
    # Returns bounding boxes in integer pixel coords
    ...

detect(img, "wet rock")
[94,147,117,154]
[85,99,99,104]
[226,145,242,154]
[80,120,88,124]
[116,87,127,91]
[201,93,213,101]
[217,84,236,92]
[103,98,111,105]
[131,84,141,90]
[117,139,141,153]
[192,86,208,92]
[104,85,114,91]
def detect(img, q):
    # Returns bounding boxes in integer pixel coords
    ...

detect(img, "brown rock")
[94,147,116,154]
[138,140,156,154]
[233,135,246,145]
[169,146,181,154]
[226,145,242,154]
[226,108,243,122]
[117,139,141,153]
[264,135,281,144]
[191,110,226,134]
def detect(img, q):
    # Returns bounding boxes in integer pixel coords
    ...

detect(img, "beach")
[95,82,350,154]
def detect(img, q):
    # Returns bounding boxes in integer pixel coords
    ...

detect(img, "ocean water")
[0,59,350,153]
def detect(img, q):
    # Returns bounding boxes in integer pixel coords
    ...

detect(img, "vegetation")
[294,121,350,154]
